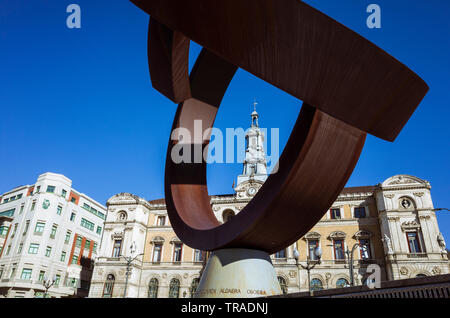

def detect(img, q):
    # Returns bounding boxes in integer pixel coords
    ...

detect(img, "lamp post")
[42,275,56,298]
[345,243,369,286]
[293,247,322,296]
[433,208,450,212]
[120,241,143,298]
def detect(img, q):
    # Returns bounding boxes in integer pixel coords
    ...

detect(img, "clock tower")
[235,101,268,198]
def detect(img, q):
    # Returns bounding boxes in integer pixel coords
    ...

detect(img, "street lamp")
[345,243,369,286]
[433,208,450,212]
[293,246,322,296]
[42,275,57,298]
[120,241,143,298]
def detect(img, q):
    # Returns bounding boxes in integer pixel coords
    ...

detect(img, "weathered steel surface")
[132,0,428,141]
[130,0,428,253]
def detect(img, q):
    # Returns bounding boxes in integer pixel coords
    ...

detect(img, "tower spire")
[236,99,268,187]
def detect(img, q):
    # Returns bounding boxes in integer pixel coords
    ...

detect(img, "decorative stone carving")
[401,220,421,231]
[212,206,220,212]
[432,267,441,275]
[413,192,424,197]
[111,231,124,240]
[289,270,297,278]
[117,211,127,221]
[400,267,409,276]
[388,176,416,185]
[382,234,394,254]
[328,231,346,240]
[97,269,104,276]
[419,215,431,220]
[387,216,400,221]
[437,232,446,252]
[304,231,321,240]
[384,194,395,199]
[353,230,372,239]
[183,273,189,279]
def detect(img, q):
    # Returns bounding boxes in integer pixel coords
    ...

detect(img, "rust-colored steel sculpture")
[131,0,428,253]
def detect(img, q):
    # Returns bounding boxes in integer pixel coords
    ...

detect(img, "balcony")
[407,253,427,258]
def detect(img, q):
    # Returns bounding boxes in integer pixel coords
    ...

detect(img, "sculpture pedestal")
[194,248,282,298]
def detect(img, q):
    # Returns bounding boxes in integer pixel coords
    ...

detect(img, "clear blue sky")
[0,1,449,240]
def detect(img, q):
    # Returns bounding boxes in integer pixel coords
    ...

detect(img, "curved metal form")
[130,0,428,253]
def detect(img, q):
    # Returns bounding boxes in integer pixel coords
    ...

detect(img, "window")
[0,266,3,279]
[274,249,286,259]
[81,218,94,231]
[359,239,371,259]
[336,278,349,288]
[61,189,67,198]
[10,267,16,279]
[407,232,422,253]
[190,278,200,298]
[20,268,32,280]
[28,243,39,254]
[36,186,41,193]
[3,198,9,203]
[76,236,83,247]
[96,226,102,235]
[17,243,23,254]
[34,222,45,234]
[65,231,71,243]
[333,239,345,260]
[102,274,115,298]
[354,207,366,218]
[46,185,55,193]
[168,279,180,298]
[0,208,15,217]
[194,249,204,262]
[157,216,166,226]
[6,245,11,255]
[61,251,66,262]
[70,197,76,203]
[55,275,61,286]
[56,206,62,215]
[20,204,24,214]
[23,221,29,235]
[38,271,45,282]
[70,212,76,222]
[93,242,98,254]
[85,240,91,250]
[278,276,288,295]
[308,240,319,260]
[31,201,36,211]
[173,243,183,262]
[152,243,162,262]
[112,240,122,258]
[330,208,341,219]
[71,255,79,265]
[0,226,9,236]
[45,246,51,257]
[222,210,235,223]
[148,278,159,298]
[310,278,324,291]
[50,225,57,238]
[17,194,23,199]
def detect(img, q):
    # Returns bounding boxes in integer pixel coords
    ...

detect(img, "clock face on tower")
[247,187,256,196]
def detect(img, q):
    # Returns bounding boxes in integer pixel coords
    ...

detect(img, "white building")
[0,172,107,298]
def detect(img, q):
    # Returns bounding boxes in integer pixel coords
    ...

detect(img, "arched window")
[190,278,200,298]
[416,274,427,278]
[336,278,349,288]
[102,274,115,298]
[310,278,323,291]
[274,249,286,259]
[148,278,159,298]
[277,276,288,294]
[222,210,235,223]
[168,279,180,298]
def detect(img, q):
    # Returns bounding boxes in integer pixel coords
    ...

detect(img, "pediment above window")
[328,231,346,240]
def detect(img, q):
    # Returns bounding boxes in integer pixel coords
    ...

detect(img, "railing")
[407,253,427,258]
[269,274,450,299]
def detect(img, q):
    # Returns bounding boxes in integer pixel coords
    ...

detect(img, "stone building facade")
[88,110,449,298]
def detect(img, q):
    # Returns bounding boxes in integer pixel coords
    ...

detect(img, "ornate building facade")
[88,110,449,298]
